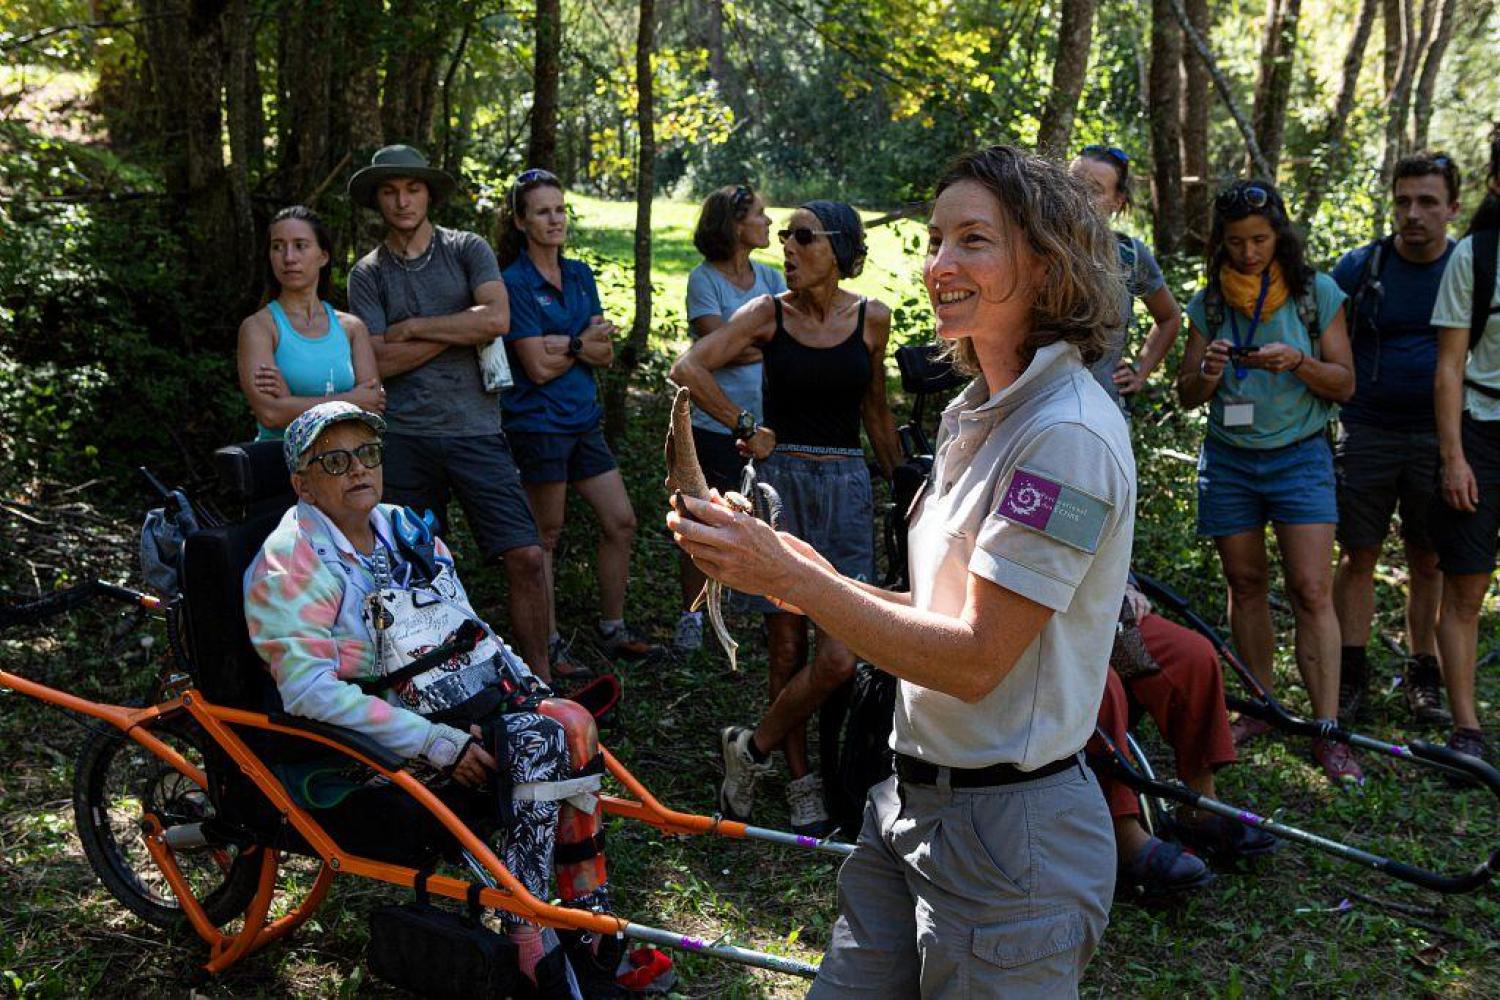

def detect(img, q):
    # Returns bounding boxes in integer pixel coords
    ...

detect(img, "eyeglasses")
[1216,185,1273,213]
[778,227,842,246]
[301,441,384,476]
[511,168,560,214]
[1431,155,1452,170]
[731,184,754,217]
[1081,145,1130,167]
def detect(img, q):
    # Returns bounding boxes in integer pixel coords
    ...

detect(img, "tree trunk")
[342,2,384,153]
[1378,0,1415,189]
[1149,0,1185,254]
[1411,0,1458,150]
[604,0,656,446]
[1250,0,1302,178]
[1167,0,1274,180]
[1180,0,1211,252]
[1299,0,1378,225]
[440,19,472,176]
[1037,0,1099,156]
[528,0,561,170]
[283,0,335,202]
[380,0,442,147]
[223,0,258,309]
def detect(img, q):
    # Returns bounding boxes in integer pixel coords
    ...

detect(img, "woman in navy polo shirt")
[499,168,659,666]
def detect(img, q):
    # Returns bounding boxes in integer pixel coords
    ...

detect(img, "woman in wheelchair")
[1090,579,1276,897]
[243,401,618,997]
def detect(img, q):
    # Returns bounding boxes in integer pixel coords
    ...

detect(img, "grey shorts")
[1334,420,1439,550]
[381,432,540,561]
[809,764,1114,1000]
[749,452,874,614]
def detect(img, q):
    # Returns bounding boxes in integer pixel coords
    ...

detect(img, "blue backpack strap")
[1114,232,1138,276]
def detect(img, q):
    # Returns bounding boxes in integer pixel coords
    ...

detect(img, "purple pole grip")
[1237,810,1262,825]
[1389,744,1408,756]
[679,935,706,951]
[797,835,818,847]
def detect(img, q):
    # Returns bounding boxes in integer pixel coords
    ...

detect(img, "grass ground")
[3,200,1500,998]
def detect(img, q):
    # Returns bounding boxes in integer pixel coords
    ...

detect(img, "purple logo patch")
[999,470,1062,529]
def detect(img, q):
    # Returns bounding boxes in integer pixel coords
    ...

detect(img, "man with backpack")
[1330,152,1461,725]
[1429,131,1500,765]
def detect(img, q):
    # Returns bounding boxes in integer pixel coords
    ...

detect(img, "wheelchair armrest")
[266,712,408,771]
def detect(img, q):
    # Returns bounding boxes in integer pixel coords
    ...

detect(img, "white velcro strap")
[511,773,603,814]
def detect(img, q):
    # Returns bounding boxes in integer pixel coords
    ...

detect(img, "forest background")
[2,0,1500,996]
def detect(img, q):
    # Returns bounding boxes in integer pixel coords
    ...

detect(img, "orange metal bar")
[141,814,232,950]
[600,748,750,839]
[205,848,280,974]
[251,863,335,949]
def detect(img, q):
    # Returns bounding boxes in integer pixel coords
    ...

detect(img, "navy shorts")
[1430,414,1500,575]
[691,426,749,495]
[381,432,540,561]
[1334,420,1438,550]
[1196,432,1337,537]
[506,426,618,484]
[749,452,874,614]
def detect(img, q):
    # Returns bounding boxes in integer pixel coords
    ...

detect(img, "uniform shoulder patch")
[996,467,1113,553]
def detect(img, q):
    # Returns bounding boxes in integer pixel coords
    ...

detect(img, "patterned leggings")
[488,701,608,926]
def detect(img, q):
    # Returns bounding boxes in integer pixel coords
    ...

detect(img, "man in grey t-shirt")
[346,145,552,679]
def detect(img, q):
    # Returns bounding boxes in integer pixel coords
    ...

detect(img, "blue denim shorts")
[1196,432,1337,537]
[748,452,875,613]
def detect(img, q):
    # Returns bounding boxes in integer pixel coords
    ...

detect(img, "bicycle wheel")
[72,716,262,929]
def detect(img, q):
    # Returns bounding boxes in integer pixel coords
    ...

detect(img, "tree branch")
[1,14,171,53]
[1165,0,1275,180]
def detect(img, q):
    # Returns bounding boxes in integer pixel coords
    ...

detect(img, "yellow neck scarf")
[1219,261,1288,321]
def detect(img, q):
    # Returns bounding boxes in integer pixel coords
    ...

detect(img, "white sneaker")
[673,610,704,652]
[785,773,831,837]
[719,725,773,821]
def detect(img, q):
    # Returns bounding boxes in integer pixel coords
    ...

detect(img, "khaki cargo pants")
[809,762,1115,999]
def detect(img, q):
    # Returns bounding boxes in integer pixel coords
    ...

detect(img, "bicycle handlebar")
[0,581,156,632]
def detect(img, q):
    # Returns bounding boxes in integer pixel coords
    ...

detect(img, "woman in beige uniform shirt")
[670,145,1134,998]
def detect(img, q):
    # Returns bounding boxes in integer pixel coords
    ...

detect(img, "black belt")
[894,752,1079,788]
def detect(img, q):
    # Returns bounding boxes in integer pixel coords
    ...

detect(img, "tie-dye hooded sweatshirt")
[242,501,469,770]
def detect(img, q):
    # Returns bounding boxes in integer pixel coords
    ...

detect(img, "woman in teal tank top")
[237,205,384,440]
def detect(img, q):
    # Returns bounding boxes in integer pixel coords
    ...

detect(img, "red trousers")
[1087,613,1238,819]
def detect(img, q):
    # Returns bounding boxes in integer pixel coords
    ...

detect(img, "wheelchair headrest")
[895,343,966,396]
[215,441,294,509]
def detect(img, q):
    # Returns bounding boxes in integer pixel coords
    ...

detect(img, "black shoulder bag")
[367,868,518,998]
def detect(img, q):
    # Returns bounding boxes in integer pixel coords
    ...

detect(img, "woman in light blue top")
[237,205,384,440]
[674,184,786,652]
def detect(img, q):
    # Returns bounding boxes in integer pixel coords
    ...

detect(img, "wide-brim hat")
[347,144,457,210]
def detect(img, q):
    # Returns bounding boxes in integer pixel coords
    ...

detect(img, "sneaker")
[673,611,704,653]
[1403,655,1452,726]
[1337,658,1369,724]
[1119,836,1213,899]
[785,773,832,837]
[718,725,772,821]
[598,623,665,662]
[1172,813,1278,863]
[1312,738,1365,787]
[1230,715,1273,747]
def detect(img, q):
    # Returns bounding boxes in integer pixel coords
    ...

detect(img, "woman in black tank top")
[671,200,902,837]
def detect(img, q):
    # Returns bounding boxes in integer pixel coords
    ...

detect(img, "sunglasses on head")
[301,441,384,477]
[1082,144,1130,168]
[511,168,560,213]
[1430,155,1452,170]
[731,185,754,216]
[1215,185,1273,213]
[778,227,841,246]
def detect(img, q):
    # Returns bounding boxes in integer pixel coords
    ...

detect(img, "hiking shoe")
[550,635,594,682]
[1118,837,1213,899]
[1230,715,1273,747]
[785,773,832,837]
[1448,728,1492,765]
[598,623,665,662]
[1312,738,1365,787]
[1403,655,1452,726]
[673,611,704,653]
[1172,813,1278,863]
[718,725,772,821]
[1337,658,1369,724]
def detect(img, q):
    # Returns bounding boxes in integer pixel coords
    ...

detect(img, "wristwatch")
[567,335,583,357]
[733,409,757,441]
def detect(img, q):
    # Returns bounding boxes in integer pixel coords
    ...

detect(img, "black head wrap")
[801,200,867,279]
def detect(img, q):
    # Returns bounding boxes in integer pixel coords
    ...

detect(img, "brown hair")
[693,184,756,262]
[1393,150,1461,203]
[932,145,1121,374]
[497,168,565,269]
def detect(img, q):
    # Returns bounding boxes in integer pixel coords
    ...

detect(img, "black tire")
[72,716,262,929]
